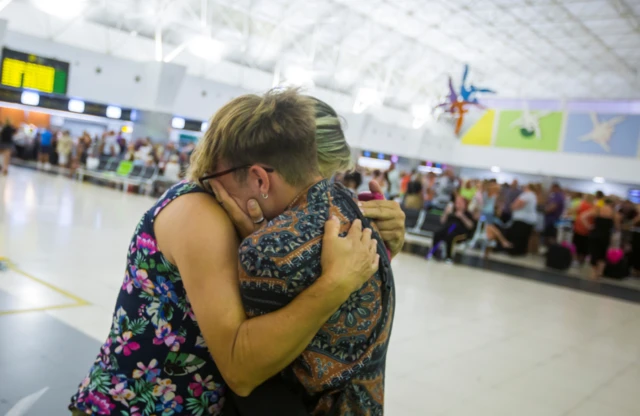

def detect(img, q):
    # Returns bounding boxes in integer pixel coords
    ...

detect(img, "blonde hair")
[312,98,353,178]
[188,88,319,187]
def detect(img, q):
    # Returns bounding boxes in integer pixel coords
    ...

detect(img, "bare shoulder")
[155,192,237,262]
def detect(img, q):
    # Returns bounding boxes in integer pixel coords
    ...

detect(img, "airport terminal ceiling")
[3,0,640,110]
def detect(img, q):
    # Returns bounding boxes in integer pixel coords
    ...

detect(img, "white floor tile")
[566,398,638,416]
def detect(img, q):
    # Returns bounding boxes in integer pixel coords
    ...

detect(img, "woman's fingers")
[247,199,265,222]
[323,216,340,241]
[368,180,385,196]
[210,180,254,237]
[347,219,363,241]
[360,200,404,221]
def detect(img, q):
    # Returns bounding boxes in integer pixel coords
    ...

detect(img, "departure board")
[0,48,69,94]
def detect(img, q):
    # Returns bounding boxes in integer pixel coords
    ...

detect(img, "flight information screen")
[0,48,69,94]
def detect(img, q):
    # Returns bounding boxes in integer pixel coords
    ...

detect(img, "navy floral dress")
[70,182,226,416]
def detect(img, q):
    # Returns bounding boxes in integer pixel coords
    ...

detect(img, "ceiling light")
[33,0,88,19]
[171,117,186,129]
[593,176,605,184]
[188,36,225,62]
[353,88,382,114]
[21,91,40,106]
[284,66,314,88]
[68,99,85,113]
[201,121,209,132]
[491,166,501,173]
[106,106,122,119]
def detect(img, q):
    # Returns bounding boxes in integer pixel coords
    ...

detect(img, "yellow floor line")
[0,302,89,316]
[0,257,91,315]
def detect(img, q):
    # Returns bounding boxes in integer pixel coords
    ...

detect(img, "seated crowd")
[336,166,640,280]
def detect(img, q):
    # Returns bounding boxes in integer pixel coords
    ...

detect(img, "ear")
[247,165,271,196]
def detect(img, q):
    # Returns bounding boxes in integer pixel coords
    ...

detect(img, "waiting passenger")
[429,195,476,263]
[404,171,423,210]
[486,183,537,256]
[582,199,620,279]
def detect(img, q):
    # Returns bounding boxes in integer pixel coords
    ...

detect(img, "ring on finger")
[253,217,265,224]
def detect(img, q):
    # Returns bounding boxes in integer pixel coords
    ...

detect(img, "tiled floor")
[1,166,639,416]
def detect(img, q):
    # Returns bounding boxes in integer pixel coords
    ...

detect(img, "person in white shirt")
[485,184,537,255]
[386,163,401,200]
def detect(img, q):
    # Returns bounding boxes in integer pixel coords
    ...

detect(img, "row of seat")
[76,157,159,194]
[404,208,443,237]
[403,208,496,257]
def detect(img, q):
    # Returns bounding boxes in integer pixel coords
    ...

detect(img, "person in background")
[480,182,501,224]
[101,131,120,157]
[57,130,74,168]
[486,183,537,256]
[543,183,565,246]
[582,199,620,279]
[13,124,27,160]
[459,179,477,202]
[431,168,457,210]
[423,171,437,209]
[429,195,476,263]
[49,131,59,166]
[594,190,605,207]
[572,193,595,265]
[400,171,410,196]
[38,127,53,169]
[468,180,484,217]
[404,170,424,210]
[569,192,583,218]
[386,163,401,200]
[0,121,16,175]
[500,180,521,223]
[343,171,363,197]
[116,133,127,157]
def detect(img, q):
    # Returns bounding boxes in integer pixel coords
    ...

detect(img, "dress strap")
[150,181,208,220]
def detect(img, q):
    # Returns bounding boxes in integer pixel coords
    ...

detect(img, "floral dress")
[70,182,226,416]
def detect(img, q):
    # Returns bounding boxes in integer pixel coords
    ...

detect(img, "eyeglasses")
[198,165,275,192]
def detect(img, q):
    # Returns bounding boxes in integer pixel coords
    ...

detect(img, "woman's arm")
[155,193,378,397]
[511,196,526,211]
[456,211,475,230]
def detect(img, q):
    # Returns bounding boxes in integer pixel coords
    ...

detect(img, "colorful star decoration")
[434,64,496,136]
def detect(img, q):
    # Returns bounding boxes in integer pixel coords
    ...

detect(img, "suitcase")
[546,244,572,271]
[603,248,629,280]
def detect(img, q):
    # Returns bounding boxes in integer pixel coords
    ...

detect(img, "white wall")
[2,26,639,185]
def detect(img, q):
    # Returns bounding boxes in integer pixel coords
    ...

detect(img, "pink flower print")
[131,267,155,295]
[109,382,136,406]
[189,374,216,398]
[130,406,142,416]
[132,359,160,382]
[83,391,116,415]
[154,199,171,217]
[153,378,177,398]
[136,232,158,255]
[115,331,140,356]
[122,271,134,294]
[153,323,185,351]
[101,338,112,356]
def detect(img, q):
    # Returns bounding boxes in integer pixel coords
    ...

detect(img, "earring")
[262,193,269,199]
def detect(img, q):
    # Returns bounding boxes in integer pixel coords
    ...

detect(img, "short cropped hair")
[188,88,319,187]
